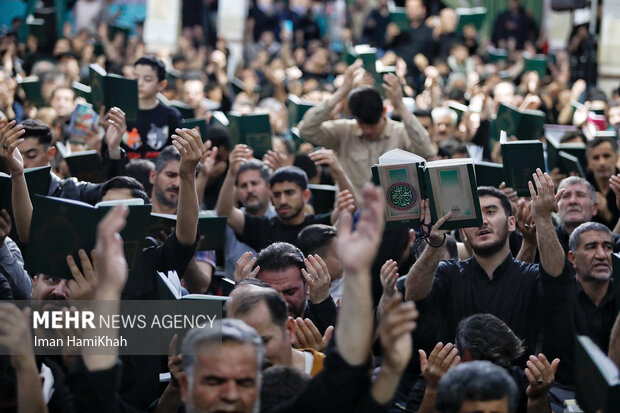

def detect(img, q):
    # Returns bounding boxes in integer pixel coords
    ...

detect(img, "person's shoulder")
[307,213,332,225]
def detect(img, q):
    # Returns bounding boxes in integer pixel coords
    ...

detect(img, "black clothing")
[362,8,390,48]
[540,272,618,387]
[437,32,464,60]
[492,7,539,50]
[241,212,332,252]
[123,103,182,159]
[304,297,338,336]
[416,253,573,360]
[385,23,435,69]
[586,169,620,231]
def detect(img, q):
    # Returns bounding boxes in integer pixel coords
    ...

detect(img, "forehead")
[589,141,615,156]
[460,397,510,413]
[259,267,303,289]
[158,160,180,175]
[577,229,612,246]
[561,183,590,195]
[102,188,133,201]
[479,195,504,210]
[19,137,46,150]
[270,181,302,192]
[238,169,265,184]
[53,89,74,99]
[194,341,258,377]
[134,64,158,77]
[235,301,280,333]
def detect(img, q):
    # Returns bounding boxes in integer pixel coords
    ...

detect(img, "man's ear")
[568,250,576,269]
[158,79,168,93]
[47,146,57,161]
[507,215,516,232]
[285,316,296,343]
[179,372,189,401]
[149,169,157,184]
[303,188,311,203]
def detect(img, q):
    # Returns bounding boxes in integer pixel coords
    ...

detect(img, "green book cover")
[26,196,150,279]
[19,76,46,107]
[170,100,195,120]
[545,131,586,172]
[574,335,620,413]
[210,111,229,128]
[456,7,487,32]
[448,101,469,125]
[227,112,272,159]
[290,127,308,152]
[496,103,545,140]
[523,54,548,78]
[308,184,337,214]
[356,46,378,79]
[0,166,53,211]
[558,151,585,177]
[424,159,482,230]
[500,140,545,197]
[474,161,504,188]
[146,213,227,252]
[287,95,315,128]
[89,64,138,123]
[63,150,106,183]
[389,8,410,32]
[487,47,508,63]
[71,81,92,102]
[182,118,208,142]
[372,149,481,230]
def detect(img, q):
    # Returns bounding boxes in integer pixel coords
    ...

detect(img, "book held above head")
[372,149,482,230]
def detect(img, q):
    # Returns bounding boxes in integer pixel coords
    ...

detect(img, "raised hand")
[308,148,341,172]
[292,318,333,352]
[104,107,127,159]
[92,204,128,300]
[336,189,356,215]
[336,184,384,272]
[340,59,364,94]
[66,249,98,301]
[419,199,452,246]
[419,342,461,390]
[380,259,399,298]
[172,128,207,176]
[167,334,183,390]
[228,144,253,177]
[529,168,563,221]
[525,353,560,399]
[302,254,331,304]
[516,198,536,243]
[234,251,260,283]
[263,149,289,171]
[0,120,25,175]
[378,293,418,374]
[0,303,33,361]
[609,173,620,210]
[383,73,404,108]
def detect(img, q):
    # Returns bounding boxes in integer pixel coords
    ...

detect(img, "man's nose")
[220,381,240,402]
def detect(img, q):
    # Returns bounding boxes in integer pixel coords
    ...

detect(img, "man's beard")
[155,188,178,209]
[471,224,510,258]
[244,198,266,215]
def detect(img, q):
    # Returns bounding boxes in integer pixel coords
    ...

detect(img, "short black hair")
[99,176,151,203]
[560,130,587,145]
[435,361,518,413]
[269,166,308,191]
[255,242,305,276]
[587,137,618,156]
[347,86,383,124]
[21,119,53,146]
[297,224,337,256]
[207,124,231,151]
[236,159,271,186]
[455,313,524,370]
[154,145,180,173]
[477,186,512,217]
[126,159,155,196]
[134,55,167,82]
[260,365,310,413]
[293,153,318,181]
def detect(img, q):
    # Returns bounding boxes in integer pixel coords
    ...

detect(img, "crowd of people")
[0,0,620,412]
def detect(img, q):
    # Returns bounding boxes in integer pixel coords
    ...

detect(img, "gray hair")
[431,106,458,126]
[568,222,613,251]
[558,176,596,204]
[154,145,181,173]
[182,318,265,386]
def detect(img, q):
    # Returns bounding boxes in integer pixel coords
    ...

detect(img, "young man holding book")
[216,145,340,253]
[124,55,182,159]
[298,60,436,199]
[404,172,572,360]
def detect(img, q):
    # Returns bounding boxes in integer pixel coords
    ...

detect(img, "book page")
[376,162,422,221]
[427,164,477,222]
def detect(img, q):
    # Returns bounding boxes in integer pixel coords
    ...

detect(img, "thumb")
[322,326,334,346]
[419,349,428,369]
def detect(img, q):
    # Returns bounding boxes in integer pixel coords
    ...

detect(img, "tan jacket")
[299,101,436,198]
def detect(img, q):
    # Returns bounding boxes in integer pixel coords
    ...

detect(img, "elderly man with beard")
[539,221,619,409]
[405,170,571,361]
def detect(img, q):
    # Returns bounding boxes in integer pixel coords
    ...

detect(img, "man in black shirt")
[585,137,620,230]
[123,55,182,160]
[540,222,618,408]
[405,172,570,358]
[384,0,435,69]
[216,145,333,252]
